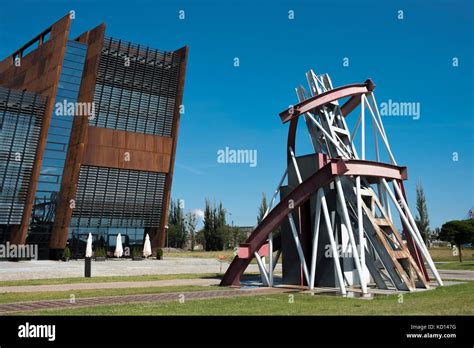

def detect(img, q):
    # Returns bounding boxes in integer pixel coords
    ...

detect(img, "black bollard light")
[85,256,91,277]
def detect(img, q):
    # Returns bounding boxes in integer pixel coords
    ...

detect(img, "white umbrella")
[114,233,123,258]
[85,233,93,258]
[143,234,152,258]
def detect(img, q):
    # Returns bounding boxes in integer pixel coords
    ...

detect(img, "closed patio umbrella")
[143,233,152,258]
[85,233,93,258]
[114,233,123,258]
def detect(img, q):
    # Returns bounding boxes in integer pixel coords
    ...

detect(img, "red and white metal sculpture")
[221,70,443,295]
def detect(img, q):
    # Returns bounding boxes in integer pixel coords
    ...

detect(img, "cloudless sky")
[0,0,472,229]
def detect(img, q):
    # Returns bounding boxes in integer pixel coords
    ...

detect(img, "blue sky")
[0,0,472,229]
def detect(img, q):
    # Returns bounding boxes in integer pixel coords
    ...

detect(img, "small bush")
[132,247,142,258]
[95,247,106,257]
[63,246,71,259]
[156,248,163,259]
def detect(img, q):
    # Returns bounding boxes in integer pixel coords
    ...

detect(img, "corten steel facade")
[0,15,187,259]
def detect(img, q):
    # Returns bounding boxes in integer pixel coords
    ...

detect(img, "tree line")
[166,198,248,251]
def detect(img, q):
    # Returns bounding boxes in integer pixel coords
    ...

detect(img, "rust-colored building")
[0,14,187,259]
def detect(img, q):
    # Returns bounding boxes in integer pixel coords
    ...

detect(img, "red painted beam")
[342,159,407,181]
[279,79,375,123]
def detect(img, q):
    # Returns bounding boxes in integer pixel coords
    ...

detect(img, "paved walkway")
[0,287,289,314]
[0,258,281,281]
[434,269,474,281]
[0,278,221,293]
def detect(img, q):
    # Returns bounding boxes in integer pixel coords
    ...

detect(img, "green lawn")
[429,247,473,262]
[163,250,279,264]
[0,285,220,305]
[8,282,474,316]
[435,261,474,271]
[0,273,221,287]
[163,250,235,261]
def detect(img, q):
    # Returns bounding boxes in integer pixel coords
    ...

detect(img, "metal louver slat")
[0,87,46,225]
[71,166,166,228]
[91,37,182,137]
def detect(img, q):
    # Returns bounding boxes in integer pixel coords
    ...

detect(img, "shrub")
[156,248,163,259]
[132,247,142,258]
[63,246,71,259]
[95,247,106,257]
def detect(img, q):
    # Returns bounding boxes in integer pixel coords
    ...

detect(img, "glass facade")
[32,40,87,223]
[68,226,145,258]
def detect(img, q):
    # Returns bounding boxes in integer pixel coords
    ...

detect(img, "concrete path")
[0,278,221,293]
[0,258,281,281]
[0,287,290,314]
[436,269,474,281]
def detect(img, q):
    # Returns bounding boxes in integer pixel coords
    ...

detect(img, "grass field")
[429,246,474,262]
[0,273,221,287]
[9,281,474,316]
[435,262,474,270]
[163,250,235,261]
